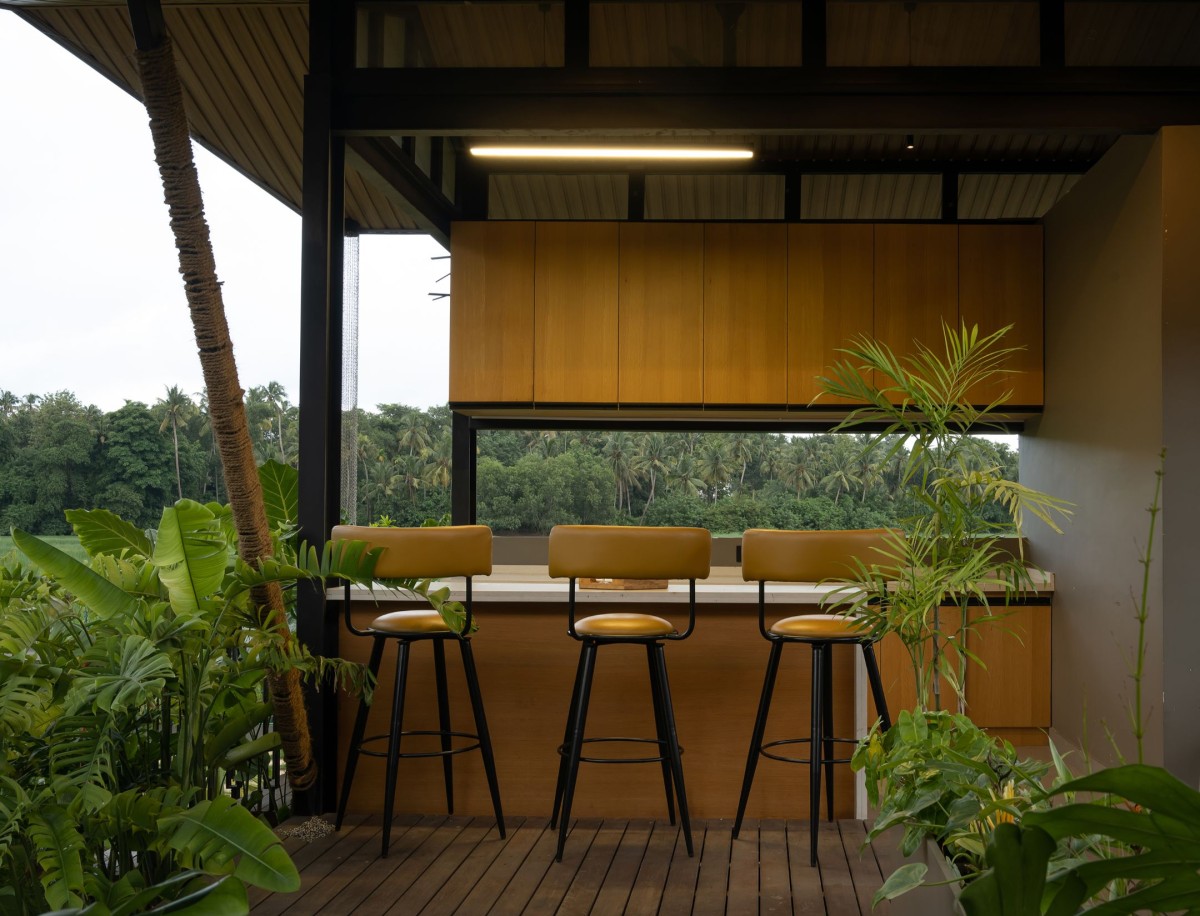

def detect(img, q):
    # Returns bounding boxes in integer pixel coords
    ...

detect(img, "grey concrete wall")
[1160,126,1200,782]
[1023,135,1165,768]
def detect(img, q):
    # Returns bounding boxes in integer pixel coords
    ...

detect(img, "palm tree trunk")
[171,419,183,499]
[134,37,316,790]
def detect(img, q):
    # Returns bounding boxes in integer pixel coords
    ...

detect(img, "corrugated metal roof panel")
[1066,2,1200,66]
[800,174,942,219]
[958,173,1083,219]
[644,175,785,219]
[489,174,629,219]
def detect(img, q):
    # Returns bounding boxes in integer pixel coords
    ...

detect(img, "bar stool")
[547,524,711,862]
[331,524,504,857]
[733,528,894,865]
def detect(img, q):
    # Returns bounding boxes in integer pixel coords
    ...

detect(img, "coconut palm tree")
[397,409,432,457]
[603,431,638,514]
[157,385,194,500]
[263,381,291,463]
[133,34,314,787]
[633,432,671,519]
[668,453,706,498]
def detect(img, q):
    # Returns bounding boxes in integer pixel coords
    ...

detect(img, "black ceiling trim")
[335,66,1200,133]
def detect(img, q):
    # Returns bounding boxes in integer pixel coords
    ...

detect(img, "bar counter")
[332,567,1054,822]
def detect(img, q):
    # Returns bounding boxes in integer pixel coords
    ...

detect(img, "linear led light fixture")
[469,145,754,161]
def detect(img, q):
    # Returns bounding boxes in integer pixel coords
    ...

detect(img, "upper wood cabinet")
[449,222,535,403]
[533,223,620,403]
[959,224,1044,406]
[703,223,788,405]
[619,223,705,404]
[787,224,875,405]
[874,223,959,364]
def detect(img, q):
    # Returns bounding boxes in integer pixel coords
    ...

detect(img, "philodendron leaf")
[159,796,299,893]
[872,863,927,907]
[29,806,86,911]
[259,461,298,531]
[65,508,152,559]
[152,501,229,615]
[12,529,137,619]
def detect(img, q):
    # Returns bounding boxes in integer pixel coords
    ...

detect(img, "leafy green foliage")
[820,324,1070,711]
[0,484,395,913]
[855,710,1050,869]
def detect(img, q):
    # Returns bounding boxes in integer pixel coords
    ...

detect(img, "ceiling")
[8,0,1198,232]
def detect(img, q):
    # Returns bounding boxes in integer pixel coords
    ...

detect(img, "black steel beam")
[1040,0,1066,69]
[802,0,826,69]
[346,137,456,245]
[125,0,165,50]
[335,66,1200,133]
[564,0,589,68]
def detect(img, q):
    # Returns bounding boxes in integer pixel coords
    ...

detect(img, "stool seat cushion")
[575,613,676,638]
[369,610,451,635]
[769,614,870,640]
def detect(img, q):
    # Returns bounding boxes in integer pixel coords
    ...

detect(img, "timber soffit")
[6,1,1200,228]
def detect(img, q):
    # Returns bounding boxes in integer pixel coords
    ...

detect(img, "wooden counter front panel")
[449,222,535,402]
[959,224,1045,406]
[533,222,620,403]
[336,602,857,820]
[872,605,1050,734]
[703,223,788,405]
[787,223,875,405]
[618,223,705,404]
[873,224,959,393]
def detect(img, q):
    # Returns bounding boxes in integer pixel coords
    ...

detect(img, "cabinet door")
[788,223,874,405]
[619,223,704,405]
[959,225,1044,407]
[964,606,1051,728]
[533,222,620,404]
[874,224,959,389]
[703,223,788,405]
[449,222,535,403]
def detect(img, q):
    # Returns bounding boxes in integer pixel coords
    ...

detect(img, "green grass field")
[0,534,88,564]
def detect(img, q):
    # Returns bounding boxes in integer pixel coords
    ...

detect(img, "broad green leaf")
[29,806,86,910]
[12,529,137,619]
[1047,763,1200,823]
[159,796,300,892]
[152,501,229,615]
[141,875,248,916]
[217,732,281,770]
[871,863,927,907]
[65,508,152,559]
[258,461,298,531]
[203,703,272,766]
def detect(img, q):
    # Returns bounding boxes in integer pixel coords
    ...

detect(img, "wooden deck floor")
[252,814,897,915]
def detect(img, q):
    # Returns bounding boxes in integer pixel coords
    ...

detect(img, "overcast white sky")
[0,15,451,415]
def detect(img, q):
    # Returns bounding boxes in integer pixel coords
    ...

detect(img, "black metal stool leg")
[551,646,588,830]
[733,639,784,839]
[862,641,892,731]
[381,640,411,858]
[646,643,676,826]
[653,643,693,857]
[822,643,836,822]
[459,639,506,837]
[432,638,455,815]
[809,643,824,867]
[336,636,386,831]
[557,641,598,862]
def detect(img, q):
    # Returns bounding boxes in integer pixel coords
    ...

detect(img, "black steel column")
[1040,0,1066,68]
[451,411,477,524]
[802,0,827,69]
[941,171,959,222]
[295,0,346,814]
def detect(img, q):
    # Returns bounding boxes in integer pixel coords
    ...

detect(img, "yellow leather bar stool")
[331,525,504,857]
[547,525,711,862]
[733,528,894,865]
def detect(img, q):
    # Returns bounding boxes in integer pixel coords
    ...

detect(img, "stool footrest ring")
[556,735,683,766]
[358,729,482,759]
[759,736,855,766]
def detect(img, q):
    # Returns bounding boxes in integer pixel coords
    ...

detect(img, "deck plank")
[786,821,826,916]
[759,819,793,916]
[692,819,732,916]
[248,818,911,916]
[514,818,601,916]
[316,814,452,916]
[383,816,496,914]
[420,817,527,916]
[816,821,862,916]
[656,819,704,916]
[623,821,680,916]
[728,819,761,915]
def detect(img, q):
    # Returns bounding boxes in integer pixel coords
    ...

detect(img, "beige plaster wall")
[1022,135,1165,768]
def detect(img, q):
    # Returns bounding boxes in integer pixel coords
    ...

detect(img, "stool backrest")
[331,524,493,579]
[741,528,894,583]
[548,525,711,581]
